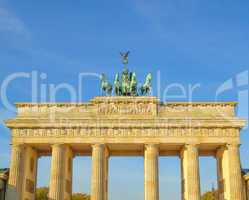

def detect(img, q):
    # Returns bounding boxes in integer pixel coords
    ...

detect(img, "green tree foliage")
[72,193,91,200]
[201,190,218,200]
[35,187,49,200]
[35,187,90,200]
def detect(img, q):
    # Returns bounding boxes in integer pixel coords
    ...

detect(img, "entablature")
[5,118,245,129]
[12,97,238,119]
[5,97,245,133]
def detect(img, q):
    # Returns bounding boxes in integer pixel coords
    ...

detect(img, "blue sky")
[0,0,248,200]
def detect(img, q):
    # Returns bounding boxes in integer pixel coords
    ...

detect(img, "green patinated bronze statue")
[100,73,112,96]
[100,52,152,96]
[121,67,130,95]
[130,72,137,96]
[120,51,129,66]
[114,73,121,96]
[140,73,152,96]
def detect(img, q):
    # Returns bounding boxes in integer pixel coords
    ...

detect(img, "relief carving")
[14,128,239,138]
[97,102,155,115]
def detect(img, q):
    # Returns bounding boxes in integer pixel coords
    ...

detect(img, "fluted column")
[21,146,38,200]
[217,144,243,200]
[6,144,24,200]
[227,144,243,200]
[246,179,249,200]
[216,150,224,200]
[91,144,106,200]
[103,147,109,200]
[48,144,65,200]
[64,147,73,200]
[181,144,201,200]
[144,144,159,200]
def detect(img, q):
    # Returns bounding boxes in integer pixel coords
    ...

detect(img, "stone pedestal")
[144,144,159,200]
[181,144,200,200]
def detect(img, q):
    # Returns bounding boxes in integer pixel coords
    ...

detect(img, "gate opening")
[109,157,144,200]
[72,156,92,196]
[159,157,181,200]
[36,157,51,195]
[199,157,218,198]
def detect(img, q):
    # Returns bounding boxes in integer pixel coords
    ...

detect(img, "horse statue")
[114,73,122,96]
[100,73,113,96]
[140,73,152,96]
[130,72,137,96]
[121,68,130,96]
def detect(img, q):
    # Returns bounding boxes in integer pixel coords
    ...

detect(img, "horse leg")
[141,87,144,96]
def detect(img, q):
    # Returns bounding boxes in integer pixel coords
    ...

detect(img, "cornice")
[5,118,246,129]
[15,101,237,107]
[161,102,237,106]
[6,97,245,130]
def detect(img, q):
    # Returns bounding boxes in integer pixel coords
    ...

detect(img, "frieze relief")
[12,128,239,138]
[158,103,235,117]
[97,102,156,115]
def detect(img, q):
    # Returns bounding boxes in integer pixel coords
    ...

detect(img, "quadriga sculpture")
[100,52,152,96]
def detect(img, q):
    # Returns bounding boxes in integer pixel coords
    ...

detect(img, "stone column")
[216,148,225,200]
[217,144,243,200]
[91,144,106,200]
[63,147,73,200]
[246,179,249,200]
[21,146,38,200]
[103,147,109,200]
[6,144,24,200]
[144,144,159,200]
[48,144,65,200]
[227,144,243,200]
[181,144,201,200]
[48,144,73,200]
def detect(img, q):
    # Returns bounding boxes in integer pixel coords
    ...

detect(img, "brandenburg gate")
[5,96,246,200]
[4,57,247,200]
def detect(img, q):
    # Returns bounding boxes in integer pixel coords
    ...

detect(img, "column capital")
[216,145,227,158]
[185,142,200,147]
[51,143,66,148]
[10,143,24,148]
[92,144,109,158]
[91,143,106,149]
[216,143,241,158]
[226,143,241,149]
[180,143,199,153]
[144,143,159,149]
[180,143,200,159]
